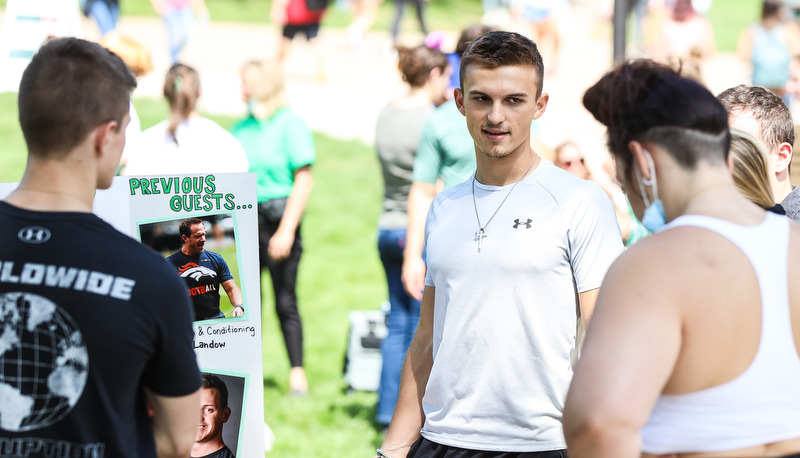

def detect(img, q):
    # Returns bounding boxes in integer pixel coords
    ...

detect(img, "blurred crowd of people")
[49,0,800,453]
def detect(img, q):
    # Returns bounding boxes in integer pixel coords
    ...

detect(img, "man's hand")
[403,181,435,301]
[232,305,245,317]
[146,387,201,458]
[401,255,426,301]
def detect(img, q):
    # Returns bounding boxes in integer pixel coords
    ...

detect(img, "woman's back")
[125,117,248,175]
[750,22,792,89]
[376,103,434,229]
[637,212,800,456]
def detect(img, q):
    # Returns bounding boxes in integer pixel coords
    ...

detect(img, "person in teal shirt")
[232,59,314,396]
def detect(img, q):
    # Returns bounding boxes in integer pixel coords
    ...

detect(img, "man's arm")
[578,288,599,332]
[269,165,313,262]
[146,387,201,458]
[379,286,435,457]
[575,288,599,351]
[222,279,244,317]
[402,182,436,300]
[270,0,289,24]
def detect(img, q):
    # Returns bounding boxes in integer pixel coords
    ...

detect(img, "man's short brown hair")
[717,84,795,153]
[459,31,545,99]
[18,37,136,157]
[179,218,205,239]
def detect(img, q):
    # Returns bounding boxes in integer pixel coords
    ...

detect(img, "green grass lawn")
[0,91,388,456]
[708,0,762,53]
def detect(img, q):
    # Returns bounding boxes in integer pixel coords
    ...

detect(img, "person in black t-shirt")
[191,373,236,458]
[1,37,201,458]
[167,218,245,321]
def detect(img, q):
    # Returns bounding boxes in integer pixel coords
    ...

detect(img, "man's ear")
[222,406,231,423]
[775,142,793,174]
[93,120,119,157]
[533,92,549,120]
[454,88,466,116]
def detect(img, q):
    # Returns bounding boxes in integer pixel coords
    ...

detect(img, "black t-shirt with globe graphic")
[0,202,201,457]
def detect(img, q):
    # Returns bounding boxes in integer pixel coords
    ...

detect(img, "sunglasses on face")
[561,158,585,167]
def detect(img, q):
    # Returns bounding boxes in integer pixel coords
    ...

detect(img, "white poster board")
[102,173,265,457]
[0,0,82,92]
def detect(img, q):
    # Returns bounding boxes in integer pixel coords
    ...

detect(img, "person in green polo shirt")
[232,59,314,397]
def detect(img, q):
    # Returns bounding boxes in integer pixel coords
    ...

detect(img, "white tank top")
[640,213,800,454]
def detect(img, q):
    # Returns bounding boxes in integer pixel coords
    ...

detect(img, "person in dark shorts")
[271,0,328,79]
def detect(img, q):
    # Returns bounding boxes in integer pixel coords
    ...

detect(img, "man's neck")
[475,150,539,186]
[6,150,98,213]
[776,178,794,204]
[191,441,225,457]
[181,246,199,256]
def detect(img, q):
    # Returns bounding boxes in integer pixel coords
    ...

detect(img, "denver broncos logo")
[177,263,218,281]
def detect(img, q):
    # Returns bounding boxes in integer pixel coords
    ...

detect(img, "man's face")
[183,223,206,255]
[455,64,547,160]
[556,144,589,179]
[196,387,230,444]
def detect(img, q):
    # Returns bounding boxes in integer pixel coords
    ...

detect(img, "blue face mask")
[641,199,666,233]
[636,150,667,233]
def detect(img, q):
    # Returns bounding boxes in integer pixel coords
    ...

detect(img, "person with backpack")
[738,0,800,105]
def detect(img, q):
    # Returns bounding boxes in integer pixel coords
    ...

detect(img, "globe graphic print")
[0,292,88,432]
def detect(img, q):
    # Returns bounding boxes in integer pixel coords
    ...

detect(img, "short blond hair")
[241,59,289,120]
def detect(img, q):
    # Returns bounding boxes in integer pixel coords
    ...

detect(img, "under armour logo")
[18,226,51,244]
[513,219,532,229]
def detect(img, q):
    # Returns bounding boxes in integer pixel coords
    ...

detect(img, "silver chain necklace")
[472,156,538,252]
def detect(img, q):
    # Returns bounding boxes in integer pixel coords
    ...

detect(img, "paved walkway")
[4,2,752,164]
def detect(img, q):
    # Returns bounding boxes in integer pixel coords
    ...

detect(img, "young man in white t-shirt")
[378,31,623,458]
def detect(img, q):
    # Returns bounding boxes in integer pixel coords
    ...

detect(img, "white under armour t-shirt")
[421,159,623,452]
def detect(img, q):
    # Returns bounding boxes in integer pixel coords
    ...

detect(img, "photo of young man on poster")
[193,372,246,458]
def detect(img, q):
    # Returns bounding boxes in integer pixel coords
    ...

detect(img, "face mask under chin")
[636,150,668,233]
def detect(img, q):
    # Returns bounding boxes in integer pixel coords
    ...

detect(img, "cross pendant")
[475,228,487,251]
